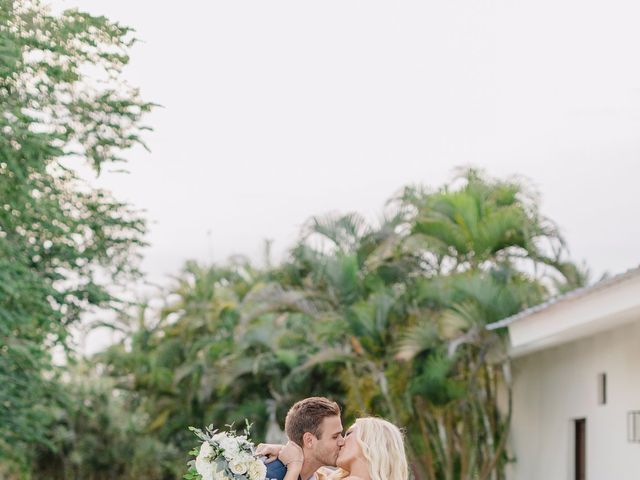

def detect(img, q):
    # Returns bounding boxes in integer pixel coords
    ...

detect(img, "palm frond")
[239,282,318,325]
[288,348,354,377]
[395,317,439,361]
[302,212,372,253]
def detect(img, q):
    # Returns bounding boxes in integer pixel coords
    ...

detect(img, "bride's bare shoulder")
[322,470,365,480]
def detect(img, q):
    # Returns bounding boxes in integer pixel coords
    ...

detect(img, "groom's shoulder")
[265,459,287,480]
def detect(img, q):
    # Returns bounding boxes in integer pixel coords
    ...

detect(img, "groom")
[261,397,344,480]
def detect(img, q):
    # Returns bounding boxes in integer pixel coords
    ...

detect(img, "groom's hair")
[285,396,341,446]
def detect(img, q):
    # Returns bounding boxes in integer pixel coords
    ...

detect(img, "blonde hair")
[353,417,409,480]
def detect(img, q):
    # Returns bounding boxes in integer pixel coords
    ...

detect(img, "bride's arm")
[255,443,284,463]
[279,441,304,480]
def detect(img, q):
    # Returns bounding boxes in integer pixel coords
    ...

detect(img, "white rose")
[247,459,267,480]
[229,461,248,475]
[195,442,216,480]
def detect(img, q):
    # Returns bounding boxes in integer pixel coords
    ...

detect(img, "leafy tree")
[96,257,346,469]
[0,0,151,469]
[30,363,179,480]
[97,260,261,454]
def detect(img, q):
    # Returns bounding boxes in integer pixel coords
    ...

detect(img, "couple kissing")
[256,397,408,480]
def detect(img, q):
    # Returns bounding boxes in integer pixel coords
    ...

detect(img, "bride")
[258,417,409,480]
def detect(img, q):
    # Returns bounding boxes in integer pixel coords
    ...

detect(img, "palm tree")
[388,169,585,480]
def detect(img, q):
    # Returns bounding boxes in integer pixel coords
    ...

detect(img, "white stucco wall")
[506,317,640,480]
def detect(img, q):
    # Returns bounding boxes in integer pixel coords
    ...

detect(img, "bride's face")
[336,424,362,469]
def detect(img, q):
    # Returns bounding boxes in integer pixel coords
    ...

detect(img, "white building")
[488,267,640,480]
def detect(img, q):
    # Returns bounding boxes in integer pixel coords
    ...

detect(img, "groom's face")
[309,415,344,467]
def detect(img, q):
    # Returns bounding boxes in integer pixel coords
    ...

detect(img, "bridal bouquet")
[184,422,267,480]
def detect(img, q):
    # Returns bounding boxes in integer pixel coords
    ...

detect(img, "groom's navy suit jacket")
[266,459,329,480]
[265,458,288,480]
[267,458,287,480]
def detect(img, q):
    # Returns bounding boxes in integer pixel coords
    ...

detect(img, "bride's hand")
[255,443,283,463]
[278,441,304,471]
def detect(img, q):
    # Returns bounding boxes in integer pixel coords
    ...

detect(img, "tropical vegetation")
[0,1,588,479]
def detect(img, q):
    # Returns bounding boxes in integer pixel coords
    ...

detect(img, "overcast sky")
[53,0,640,290]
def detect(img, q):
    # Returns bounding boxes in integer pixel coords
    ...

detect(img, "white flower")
[189,424,266,480]
[247,459,267,480]
[214,432,240,458]
[229,461,248,475]
[195,442,216,480]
